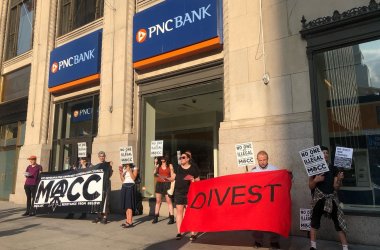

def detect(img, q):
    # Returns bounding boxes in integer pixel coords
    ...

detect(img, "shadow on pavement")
[0,223,40,238]
[0,208,25,220]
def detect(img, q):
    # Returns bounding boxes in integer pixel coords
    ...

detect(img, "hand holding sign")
[184,174,194,181]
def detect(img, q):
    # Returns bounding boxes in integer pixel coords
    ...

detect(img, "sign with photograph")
[151,140,163,157]
[120,146,134,164]
[235,142,255,167]
[77,142,87,158]
[334,146,353,169]
[299,145,329,176]
[300,208,311,231]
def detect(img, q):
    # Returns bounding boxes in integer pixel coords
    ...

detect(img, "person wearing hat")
[23,155,43,216]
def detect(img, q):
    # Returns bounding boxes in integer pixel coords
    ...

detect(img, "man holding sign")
[308,146,348,250]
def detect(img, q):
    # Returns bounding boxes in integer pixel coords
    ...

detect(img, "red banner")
[180,170,292,237]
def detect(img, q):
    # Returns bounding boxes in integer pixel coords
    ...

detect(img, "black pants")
[24,185,37,213]
[311,198,342,231]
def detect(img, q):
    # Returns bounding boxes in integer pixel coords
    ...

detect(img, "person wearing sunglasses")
[152,156,175,224]
[172,152,200,241]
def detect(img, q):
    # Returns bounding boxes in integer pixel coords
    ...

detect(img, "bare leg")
[165,194,174,215]
[126,208,133,225]
[338,231,348,245]
[154,193,162,215]
[176,204,185,233]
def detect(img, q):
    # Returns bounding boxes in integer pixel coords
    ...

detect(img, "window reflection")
[316,40,380,210]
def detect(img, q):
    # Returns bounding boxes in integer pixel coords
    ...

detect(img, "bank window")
[1,66,31,103]
[59,0,104,36]
[315,39,380,212]
[5,0,35,60]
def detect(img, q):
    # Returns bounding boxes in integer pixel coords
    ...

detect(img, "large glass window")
[51,95,99,171]
[5,0,35,60]
[59,0,104,36]
[140,81,223,197]
[1,66,31,103]
[316,40,380,212]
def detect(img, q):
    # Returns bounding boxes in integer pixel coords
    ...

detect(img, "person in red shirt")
[152,156,175,224]
[22,155,43,216]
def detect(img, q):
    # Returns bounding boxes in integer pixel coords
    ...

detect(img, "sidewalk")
[0,201,379,250]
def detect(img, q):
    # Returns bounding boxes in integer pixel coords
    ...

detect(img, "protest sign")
[34,165,109,214]
[77,142,87,157]
[299,146,329,176]
[334,146,353,169]
[235,142,255,167]
[180,170,292,237]
[300,208,311,231]
[120,146,134,164]
[151,140,163,157]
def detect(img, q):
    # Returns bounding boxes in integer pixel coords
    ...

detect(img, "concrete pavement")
[0,201,379,250]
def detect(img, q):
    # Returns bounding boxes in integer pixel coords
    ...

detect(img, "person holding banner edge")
[308,146,348,250]
[92,151,113,224]
[172,152,200,241]
[22,155,43,216]
[152,156,175,224]
[119,163,139,228]
[251,150,282,249]
[66,156,93,219]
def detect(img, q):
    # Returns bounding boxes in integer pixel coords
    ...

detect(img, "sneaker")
[175,233,182,240]
[310,248,317,250]
[92,217,101,223]
[189,235,197,241]
[270,242,281,249]
[253,241,262,248]
[22,212,29,216]
[28,213,35,216]
[101,218,108,224]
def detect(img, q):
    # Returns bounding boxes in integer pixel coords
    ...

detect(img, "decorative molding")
[300,0,380,36]
[55,18,104,48]
[2,51,32,74]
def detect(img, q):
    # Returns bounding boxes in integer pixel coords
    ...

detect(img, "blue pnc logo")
[133,0,223,64]
[49,29,102,88]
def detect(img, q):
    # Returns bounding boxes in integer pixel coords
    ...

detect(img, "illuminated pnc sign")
[48,30,102,90]
[133,0,223,69]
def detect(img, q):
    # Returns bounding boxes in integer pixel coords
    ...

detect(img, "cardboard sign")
[300,208,311,231]
[120,146,134,164]
[299,146,329,176]
[334,146,353,169]
[77,142,87,158]
[235,142,255,167]
[151,140,163,157]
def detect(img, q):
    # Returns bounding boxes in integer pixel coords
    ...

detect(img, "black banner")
[33,165,108,214]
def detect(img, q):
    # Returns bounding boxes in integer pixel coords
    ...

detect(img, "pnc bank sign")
[133,0,223,69]
[135,4,212,44]
[48,29,102,90]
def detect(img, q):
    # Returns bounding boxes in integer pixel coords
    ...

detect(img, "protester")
[92,151,113,224]
[309,146,348,250]
[119,163,139,228]
[172,152,200,240]
[22,155,43,216]
[152,156,175,224]
[251,150,281,249]
[66,157,93,219]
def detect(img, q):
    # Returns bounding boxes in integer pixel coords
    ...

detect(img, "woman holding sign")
[152,156,175,224]
[119,163,139,228]
[172,152,200,241]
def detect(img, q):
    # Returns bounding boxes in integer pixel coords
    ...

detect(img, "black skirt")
[155,182,171,195]
[120,183,136,211]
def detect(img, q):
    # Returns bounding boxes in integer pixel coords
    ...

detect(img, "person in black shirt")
[172,152,200,241]
[308,146,348,250]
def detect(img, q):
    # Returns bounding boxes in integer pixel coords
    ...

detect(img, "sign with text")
[34,166,107,214]
[334,146,353,169]
[77,142,87,158]
[180,170,292,237]
[299,146,329,176]
[235,142,255,167]
[120,146,134,164]
[49,29,102,88]
[133,0,223,67]
[300,208,311,231]
[150,140,163,157]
